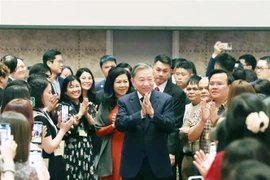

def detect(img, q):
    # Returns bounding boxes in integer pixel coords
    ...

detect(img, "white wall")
[1,0,270,28]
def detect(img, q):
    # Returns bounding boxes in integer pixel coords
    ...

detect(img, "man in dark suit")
[115,63,174,180]
[153,54,186,180]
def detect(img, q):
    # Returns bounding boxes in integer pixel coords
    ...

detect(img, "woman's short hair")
[3,98,34,132]
[29,78,51,108]
[0,111,31,162]
[221,138,270,179]
[5,79,31,92]
[1,85,30,113]
[60,75,81,103]
[29,63,51,76]
[226,160,270,180]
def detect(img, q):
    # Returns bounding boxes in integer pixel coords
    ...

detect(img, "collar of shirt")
[137,91,152,102]
[171,75,176,84]
[154,80,167,92]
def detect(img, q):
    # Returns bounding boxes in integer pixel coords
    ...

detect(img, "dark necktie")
[140,97,144,103]
[155,86,160,91]
[218,105,225,116]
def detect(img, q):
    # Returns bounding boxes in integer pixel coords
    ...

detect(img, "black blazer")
[163,80,186,156]
[115,90,174,178]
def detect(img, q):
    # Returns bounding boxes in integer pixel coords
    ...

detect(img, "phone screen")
[32,122,43,144]
[62,105,69,122]
[0,123,11,147]
[29,150,43,172]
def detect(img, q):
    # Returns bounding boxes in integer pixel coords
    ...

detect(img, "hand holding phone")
[223,42,232,50]
[0,123,11,147]
[32,122,43,144]
[29,150,43,172]
[62,105,69,122]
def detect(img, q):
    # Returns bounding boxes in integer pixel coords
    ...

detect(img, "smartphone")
[32,122,43,144]
[0,123,11,147]
[30,97,36,107]
[223,42,232,50]
[29,150,43,172]
[62,105,69,122]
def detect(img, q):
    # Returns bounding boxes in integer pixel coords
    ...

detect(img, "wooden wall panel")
[0,29,106,78]
[179,31,270,76]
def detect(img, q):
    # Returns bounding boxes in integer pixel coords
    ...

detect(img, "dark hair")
[42,49,61,66]
[1,55,17,74]
[27,73,50,84]
[208,69,234,85]
[221,138,270,179]
[227,160,270,180]
[99,55,117,68]
[116,62,132,73]
[59,75,81,103]
[225,93,270,149]
[174,61,194,75]
[3,98,34,132]
[61,65,74,75]
[187,75,201,85]
[215,53,236,73]
[76,68,96,102]
[29,63,51,75]
[5,79,31,92]
[154,54,172,68]
[253,79,270,97]
[245,69,258,82]
[171,58,187,70]
[239,54,257,70]
[103,67,133,108]
[29,78,51,108]
[232,65,246,80]
[1,85,30,113]
[0,111,30,162]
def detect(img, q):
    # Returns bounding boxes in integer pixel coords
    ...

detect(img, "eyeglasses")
[255,66,270,71]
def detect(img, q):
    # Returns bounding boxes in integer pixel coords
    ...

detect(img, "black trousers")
[123,157,168,180]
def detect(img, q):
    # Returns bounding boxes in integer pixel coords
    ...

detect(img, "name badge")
[79,129,87,137]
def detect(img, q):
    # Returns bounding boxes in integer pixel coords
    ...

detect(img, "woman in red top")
[95,67,133,180]
[194,93,270,180]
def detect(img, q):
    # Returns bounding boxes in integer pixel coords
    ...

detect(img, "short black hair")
[29,78,50,108]
[260,56,270,67]
[239,54,257,70]
[29,63,51,75]
[215,53,236,73]
[232,66,246,81]
[187,75,201,85]
[99,55,117,68]
[154,54,172,68]
[245,69,257,83]
[59,75,80,103]
[171,58,187,70]
[208,69,234,85]
[5,80,31,92]
[116,62,132,73]
[42,49,61,66]
[1,85,30,112]
[174,61,194,75]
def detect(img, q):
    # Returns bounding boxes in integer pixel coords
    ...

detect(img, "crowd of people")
[0,40,269,180]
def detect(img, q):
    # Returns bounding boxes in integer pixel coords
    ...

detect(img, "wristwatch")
[74,114,80,121]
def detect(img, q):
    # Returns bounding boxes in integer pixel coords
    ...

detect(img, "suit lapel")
[129,92,145,130]
[144,90,159,132]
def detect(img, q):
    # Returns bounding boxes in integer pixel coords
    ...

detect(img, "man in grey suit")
[115,63,174,180]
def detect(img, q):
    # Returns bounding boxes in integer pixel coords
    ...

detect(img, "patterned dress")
[56,101,95,180]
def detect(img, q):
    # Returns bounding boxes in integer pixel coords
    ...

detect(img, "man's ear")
[46,61,52,68]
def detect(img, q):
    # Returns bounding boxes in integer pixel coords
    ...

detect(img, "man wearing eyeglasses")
[255,56,270,81]
[43,49,64,96]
